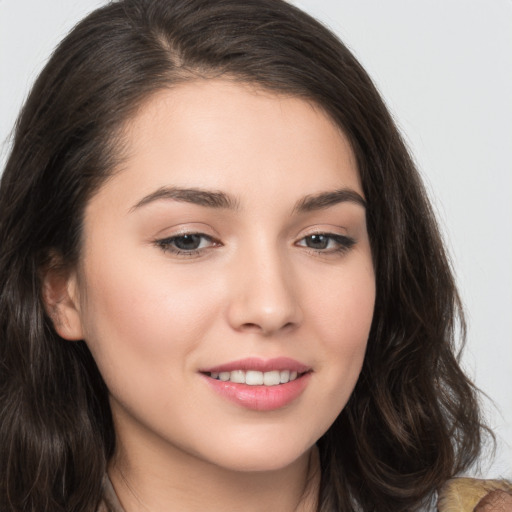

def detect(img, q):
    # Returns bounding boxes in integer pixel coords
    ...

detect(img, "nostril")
[241,322,261,332]
[239,320,296,336]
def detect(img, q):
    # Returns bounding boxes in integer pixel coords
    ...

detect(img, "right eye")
[154,233,219,256]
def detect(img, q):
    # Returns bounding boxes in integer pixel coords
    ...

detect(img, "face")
[57,80,375,473]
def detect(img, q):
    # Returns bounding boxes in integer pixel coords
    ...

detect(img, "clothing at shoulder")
[96,475,512,511]
[97,475,125,512]
[438,478,512,511]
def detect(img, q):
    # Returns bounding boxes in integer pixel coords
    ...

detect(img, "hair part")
[0,1,486,511]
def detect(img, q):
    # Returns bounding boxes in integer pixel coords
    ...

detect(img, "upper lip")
[200,357,311,374]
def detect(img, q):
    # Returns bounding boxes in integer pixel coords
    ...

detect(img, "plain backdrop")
[1,0,511,479]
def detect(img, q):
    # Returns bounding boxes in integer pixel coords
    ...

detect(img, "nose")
[226,246,303,336]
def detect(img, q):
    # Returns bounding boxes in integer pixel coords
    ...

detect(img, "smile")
[208,369,301,386]
[200,358,312,411]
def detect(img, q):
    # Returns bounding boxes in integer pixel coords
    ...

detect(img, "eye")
[155,233,219,256]
[296,233,355,253]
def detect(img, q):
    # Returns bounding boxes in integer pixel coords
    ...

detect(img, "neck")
[108,442,320,512]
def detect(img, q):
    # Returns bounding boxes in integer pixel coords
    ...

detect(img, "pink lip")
[199,357,312,412]
[200,357,311,374]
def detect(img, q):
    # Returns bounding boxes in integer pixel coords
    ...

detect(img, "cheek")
[303,255,375,406]
[77,258,227,435]
[78,252,222,375]
[307,253,375,349]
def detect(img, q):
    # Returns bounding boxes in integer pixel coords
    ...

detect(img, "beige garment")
[438,478,512,512]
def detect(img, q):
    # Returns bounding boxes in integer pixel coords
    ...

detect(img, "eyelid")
[152,222,219,239]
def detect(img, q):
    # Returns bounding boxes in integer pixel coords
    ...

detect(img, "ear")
[41,255,84,341]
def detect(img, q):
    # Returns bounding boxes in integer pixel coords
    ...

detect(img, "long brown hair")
[0,1,485,510]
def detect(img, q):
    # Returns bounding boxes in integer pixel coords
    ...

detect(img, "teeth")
[263,370,280,386]
[245,370,264,385]
[209,369,303,385]
[230,370,245,384]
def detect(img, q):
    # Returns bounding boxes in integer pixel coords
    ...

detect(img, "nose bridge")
[226,235,302,335]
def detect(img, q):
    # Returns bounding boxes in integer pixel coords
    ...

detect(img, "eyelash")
[296,233,356,255]
[154,232,356,258]
[154,233,219,257]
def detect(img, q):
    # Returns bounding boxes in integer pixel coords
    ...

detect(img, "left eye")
[296,233,355,252]
[156,233,217,254]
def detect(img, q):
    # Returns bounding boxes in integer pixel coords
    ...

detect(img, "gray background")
[1,0,510,478]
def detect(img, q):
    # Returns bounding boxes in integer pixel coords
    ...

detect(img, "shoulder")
[438,478,512,512]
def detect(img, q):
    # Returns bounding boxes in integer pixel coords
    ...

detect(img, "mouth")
[200,358,312,411]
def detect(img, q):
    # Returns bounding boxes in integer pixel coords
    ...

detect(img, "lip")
[200,357,311,374]
[200,357,312,411]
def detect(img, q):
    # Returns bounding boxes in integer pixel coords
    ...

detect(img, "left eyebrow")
[292,188,366,213]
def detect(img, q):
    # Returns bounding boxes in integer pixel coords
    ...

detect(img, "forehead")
[95,79,362,212]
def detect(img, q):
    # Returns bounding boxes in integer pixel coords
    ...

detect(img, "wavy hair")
[0,1,484,510]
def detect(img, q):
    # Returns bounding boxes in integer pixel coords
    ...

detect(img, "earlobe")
[41,258,84,341]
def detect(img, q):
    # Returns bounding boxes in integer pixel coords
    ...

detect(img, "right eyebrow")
[292,188,367,213]
[129,186,240,213]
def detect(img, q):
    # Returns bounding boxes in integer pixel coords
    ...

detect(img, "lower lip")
[202,373,311,411]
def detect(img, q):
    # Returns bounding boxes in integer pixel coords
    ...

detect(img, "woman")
[0,0,490,510]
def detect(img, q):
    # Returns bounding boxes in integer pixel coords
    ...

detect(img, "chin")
[213,449,311,473]
[195,429,317,473]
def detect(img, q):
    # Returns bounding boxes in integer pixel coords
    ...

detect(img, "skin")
[46,80,375,511]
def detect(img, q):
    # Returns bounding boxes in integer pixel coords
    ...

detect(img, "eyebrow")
[292,188,366,213]
[130,186,366,213]
[130,186,240,212]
